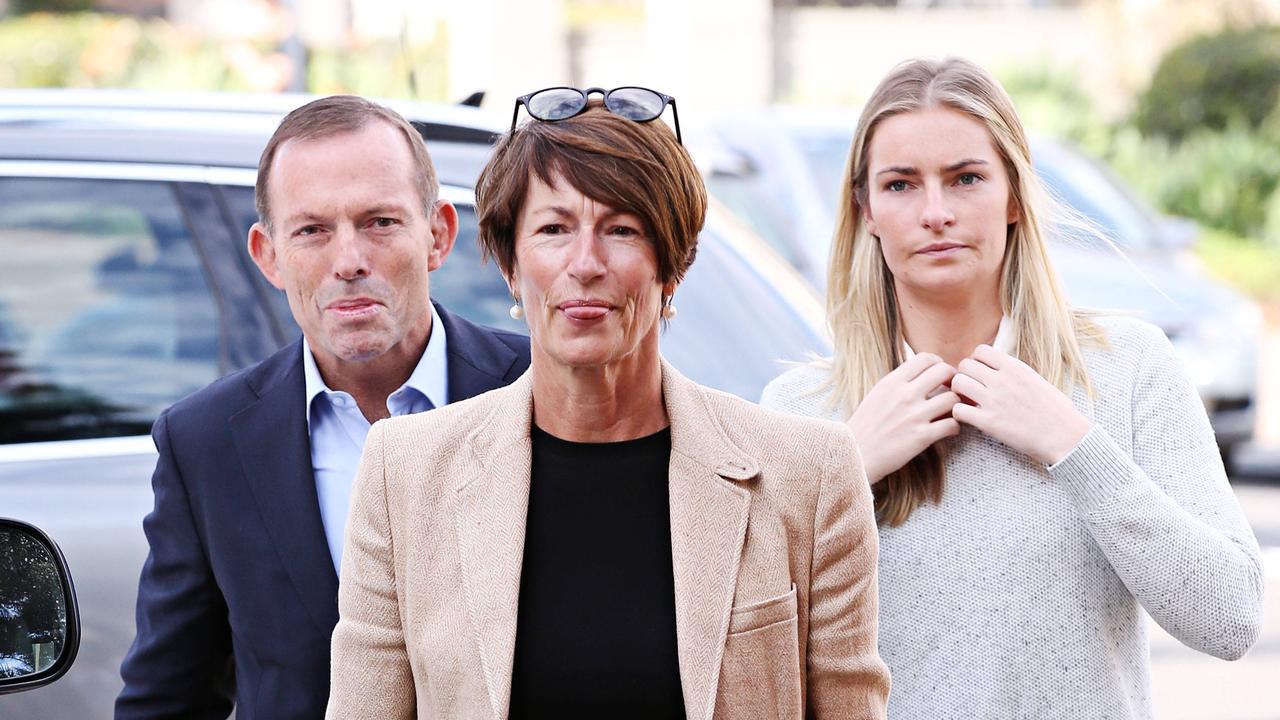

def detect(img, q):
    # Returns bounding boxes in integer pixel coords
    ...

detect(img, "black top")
[507,424,686,719]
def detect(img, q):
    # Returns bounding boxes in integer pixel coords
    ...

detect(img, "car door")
[0,162,257,719]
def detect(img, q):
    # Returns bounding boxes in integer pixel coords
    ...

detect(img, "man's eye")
[295,225,321,237]
[372,217,398,228]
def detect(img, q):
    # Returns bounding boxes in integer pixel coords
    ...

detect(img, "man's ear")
[427,200,459,272]
[247,223,285,290]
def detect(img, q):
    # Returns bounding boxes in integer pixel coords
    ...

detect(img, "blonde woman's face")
[863,106,1019,301]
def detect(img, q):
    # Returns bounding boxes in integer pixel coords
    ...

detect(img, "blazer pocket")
[727,584,797,635]
[717,584,802,719]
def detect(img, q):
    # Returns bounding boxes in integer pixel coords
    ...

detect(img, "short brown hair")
[474,102,706,285]
[256,95,439,230]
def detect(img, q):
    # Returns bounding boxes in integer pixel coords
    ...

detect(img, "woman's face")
[863,106,1019,302]
[510,170,671,370]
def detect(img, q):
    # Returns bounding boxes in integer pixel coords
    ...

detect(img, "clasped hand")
[847,344,1093,485]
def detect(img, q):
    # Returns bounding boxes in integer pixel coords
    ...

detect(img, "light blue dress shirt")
[303,304,449,573]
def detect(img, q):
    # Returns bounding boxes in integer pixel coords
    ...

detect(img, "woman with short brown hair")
[326,87,889,719]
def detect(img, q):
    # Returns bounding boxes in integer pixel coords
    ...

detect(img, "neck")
[896,283,1003,368]
[310,317,431,423]
[530,337,668,443]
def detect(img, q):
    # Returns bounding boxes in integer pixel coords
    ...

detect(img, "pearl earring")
[509,300,524,320]
[661,297,677,320]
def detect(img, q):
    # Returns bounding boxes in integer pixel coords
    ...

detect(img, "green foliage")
[306,23,449,101]
[1136,25,1280,142]
[1000,62,1109,149]
[1099,123,1280,243]
[11,0,93,13]
[0,13,273,90]
[0,12,450,99]
[1194,227,1280,305]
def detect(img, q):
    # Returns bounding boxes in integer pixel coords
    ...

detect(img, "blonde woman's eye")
[886,180,909,192]
[957,173,982,186]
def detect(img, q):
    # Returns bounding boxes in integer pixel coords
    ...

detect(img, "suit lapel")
[436,301,525,402]
[229,340,340,635]
[451,374,534,720]
[663,362,757,720]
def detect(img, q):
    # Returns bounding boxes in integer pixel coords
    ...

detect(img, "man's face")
[248,121,457,370]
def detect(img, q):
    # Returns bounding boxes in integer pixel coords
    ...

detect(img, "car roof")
[0,89,505,189]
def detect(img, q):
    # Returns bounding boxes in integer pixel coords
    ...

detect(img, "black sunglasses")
[510,86,682,144]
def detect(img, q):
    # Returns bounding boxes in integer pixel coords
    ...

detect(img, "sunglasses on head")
[510,86,682,144]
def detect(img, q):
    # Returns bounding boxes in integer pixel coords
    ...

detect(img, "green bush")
[0,12,449,99]
[1100,123,1280,244]
[1136,25,1280,142]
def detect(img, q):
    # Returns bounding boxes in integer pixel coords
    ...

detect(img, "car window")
[0,177,221,444]
[1032,142,1160,251]
[221,186,827,401]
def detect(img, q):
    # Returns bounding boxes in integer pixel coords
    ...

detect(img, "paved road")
[1150,475,1280,720]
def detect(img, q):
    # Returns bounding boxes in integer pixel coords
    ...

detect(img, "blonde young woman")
[762,58,1264,718]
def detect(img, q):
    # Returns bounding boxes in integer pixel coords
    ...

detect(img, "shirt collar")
[902,314,1013,360]
[302,303,449,426]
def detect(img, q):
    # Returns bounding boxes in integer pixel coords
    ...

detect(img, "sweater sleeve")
[1047,324,1265,660]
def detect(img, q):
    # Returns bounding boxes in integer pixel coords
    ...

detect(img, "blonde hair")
[826,57,1106,526]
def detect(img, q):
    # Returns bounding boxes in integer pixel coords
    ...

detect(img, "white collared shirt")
[902,315,1014,359]
[303,303,449,572]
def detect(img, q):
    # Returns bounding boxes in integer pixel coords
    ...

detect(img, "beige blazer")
[327,361,889,720]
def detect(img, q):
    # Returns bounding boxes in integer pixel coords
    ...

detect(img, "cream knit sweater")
[760,315,1264,719]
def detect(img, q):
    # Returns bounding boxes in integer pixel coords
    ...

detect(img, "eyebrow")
[530,205,632,221]
[875,158,989,177]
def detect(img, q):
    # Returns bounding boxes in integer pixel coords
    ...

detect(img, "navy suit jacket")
[116,303,530,720]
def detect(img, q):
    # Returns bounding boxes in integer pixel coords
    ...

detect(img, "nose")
[567,229,607,284]
[332,224,370,280]
[920,183,955,233]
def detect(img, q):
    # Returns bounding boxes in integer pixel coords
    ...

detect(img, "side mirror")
[0,518,80,695]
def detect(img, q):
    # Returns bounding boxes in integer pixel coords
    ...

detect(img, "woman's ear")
[864,207,879,238]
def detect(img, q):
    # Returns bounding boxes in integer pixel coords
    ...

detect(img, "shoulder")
[696,381,855,467]
[162,341,299,431]
[759,362,841,421]
[1085,313,1171,355]
[373,382,511,459]
[1078,313,1178,380]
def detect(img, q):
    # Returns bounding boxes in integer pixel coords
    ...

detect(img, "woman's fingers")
[949,373,986,406]
[908,360,957,396]
[922,391,961,421]
[894,352,946,383]
[950,400,983,430]
[956,357,997,386]
[925,416,961,443]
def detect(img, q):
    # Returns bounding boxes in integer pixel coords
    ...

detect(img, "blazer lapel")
[451,373,534,720]
[229,341,340,635]
[662,361,757,720]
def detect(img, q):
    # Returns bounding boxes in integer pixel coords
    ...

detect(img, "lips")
[558,299,613,321]
[327,297,383,319]
[918,242,966,255]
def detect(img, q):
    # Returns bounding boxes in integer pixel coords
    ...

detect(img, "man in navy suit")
[116,96,530,719]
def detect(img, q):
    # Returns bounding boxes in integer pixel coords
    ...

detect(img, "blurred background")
[0,0,1278,716]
